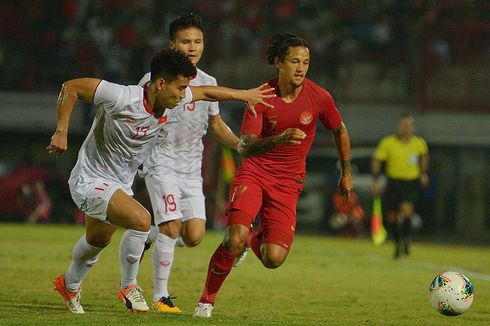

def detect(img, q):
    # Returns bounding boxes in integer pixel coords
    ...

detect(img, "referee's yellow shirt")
[374,135,428,180]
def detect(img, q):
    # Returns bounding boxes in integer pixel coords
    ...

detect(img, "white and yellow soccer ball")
[429,271,474,316]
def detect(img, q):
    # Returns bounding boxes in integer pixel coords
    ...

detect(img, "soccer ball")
[428,271,474,316]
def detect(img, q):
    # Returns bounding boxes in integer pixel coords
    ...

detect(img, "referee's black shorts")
[383,178,420,211]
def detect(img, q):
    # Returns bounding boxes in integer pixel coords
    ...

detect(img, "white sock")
[175,236,187,247]
[146,225,158,245]
[152,233,177,301]
[119,229,150,289]
[65,234,103,292]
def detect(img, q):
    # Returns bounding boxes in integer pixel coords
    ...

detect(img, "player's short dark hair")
[266,33,310,65]
[169,13,203,41]
[150,48,197,82]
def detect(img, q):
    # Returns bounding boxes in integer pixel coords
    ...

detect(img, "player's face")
[398,117,414,137]
[277,46,310,87]
[157,75,190,109]
[170,27,204,66]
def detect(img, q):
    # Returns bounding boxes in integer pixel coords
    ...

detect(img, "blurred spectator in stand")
[430,38,451,65]
[370,13,395,79]
[21,180,52,224]
[2,0,451,93]
[328,191,365,238]
[0,164,52,223]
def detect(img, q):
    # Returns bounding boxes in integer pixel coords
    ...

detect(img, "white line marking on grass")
[410,261,490,282]
[364,254,490,282]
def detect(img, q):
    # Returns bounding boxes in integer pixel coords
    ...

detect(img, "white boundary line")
[365,254,490,282]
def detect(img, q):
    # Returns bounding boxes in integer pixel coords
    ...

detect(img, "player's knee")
[131,209,151,231]
[180,219,205,247]
[86,234,111,248]
[232,231,248,246]
[399,202,414,217]
[223,234,246,253]
[261,256,284,269]
[182,232,203,247]
[159,219,182,238]
[261,245,287,269]
[222,224,248,253]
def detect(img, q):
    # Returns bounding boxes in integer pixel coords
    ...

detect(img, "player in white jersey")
[47,48,275,314]
[127,13,241,313]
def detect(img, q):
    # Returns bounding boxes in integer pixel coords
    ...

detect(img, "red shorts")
[225,173,304,251]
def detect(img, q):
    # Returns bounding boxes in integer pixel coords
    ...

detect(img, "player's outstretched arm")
[190,83,276,117]
[208,114,240,151]
[240,128,306,158]
[46,78,102,157]
[332,122,353,201]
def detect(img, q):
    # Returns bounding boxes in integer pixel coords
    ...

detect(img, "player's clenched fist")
[46,130,68,157]
[278,128,306,145]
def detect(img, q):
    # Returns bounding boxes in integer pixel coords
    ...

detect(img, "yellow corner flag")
[221,146,236,184]
[371,197,388,245]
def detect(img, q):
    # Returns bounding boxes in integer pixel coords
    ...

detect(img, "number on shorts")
[162,194,176,213]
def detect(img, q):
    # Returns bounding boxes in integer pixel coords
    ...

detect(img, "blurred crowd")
[0,159,82,224]
[1,0,488,92]
[0,0,488,225]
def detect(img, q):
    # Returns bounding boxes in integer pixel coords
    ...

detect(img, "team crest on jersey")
[158,115,168,124]
[299,111,313,125]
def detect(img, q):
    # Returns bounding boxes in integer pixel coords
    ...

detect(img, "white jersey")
[69,80,193,186]
[139,68,219,178]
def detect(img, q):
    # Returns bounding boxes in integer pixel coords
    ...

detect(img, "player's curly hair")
[169,12,203,41]
[150,48,197,82]
[265,33,309,65]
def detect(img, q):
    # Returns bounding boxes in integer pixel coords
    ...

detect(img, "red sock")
[199,244,236,305]
[248,229,262,261]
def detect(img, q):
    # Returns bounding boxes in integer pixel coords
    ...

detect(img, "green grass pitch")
[0,223,489,325]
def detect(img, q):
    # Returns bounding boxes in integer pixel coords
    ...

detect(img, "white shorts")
[144,174,206,226]
[68,175,133,223]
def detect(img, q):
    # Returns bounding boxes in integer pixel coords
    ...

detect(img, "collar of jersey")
[142,83,154,116]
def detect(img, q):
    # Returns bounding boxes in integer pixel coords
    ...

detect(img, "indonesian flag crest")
[299,111,313,125]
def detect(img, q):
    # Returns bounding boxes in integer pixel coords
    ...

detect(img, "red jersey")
[239,78,342,180]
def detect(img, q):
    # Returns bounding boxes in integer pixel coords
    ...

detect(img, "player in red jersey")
[193,33,353,318]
